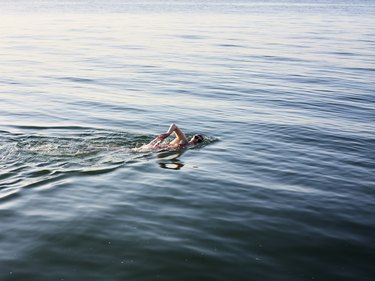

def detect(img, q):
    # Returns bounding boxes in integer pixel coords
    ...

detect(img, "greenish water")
[1,1,374,281]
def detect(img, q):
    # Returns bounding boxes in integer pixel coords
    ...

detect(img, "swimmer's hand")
[157,133,170,140]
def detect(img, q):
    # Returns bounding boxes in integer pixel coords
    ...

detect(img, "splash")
[0,127,217,201]
[0,128,134,200]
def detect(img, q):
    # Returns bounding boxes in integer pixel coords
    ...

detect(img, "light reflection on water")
[1,2,375,281]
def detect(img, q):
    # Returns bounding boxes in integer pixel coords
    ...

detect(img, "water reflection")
[156,150,185,170]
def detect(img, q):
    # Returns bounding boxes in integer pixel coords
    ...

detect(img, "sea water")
[1,1,374,280]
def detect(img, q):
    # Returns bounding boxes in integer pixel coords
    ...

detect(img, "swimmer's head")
[190,134,204,145]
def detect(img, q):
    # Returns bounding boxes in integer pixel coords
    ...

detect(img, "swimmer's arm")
[158,123,188,144]
[163,123,177,136]
[169,124,189,145]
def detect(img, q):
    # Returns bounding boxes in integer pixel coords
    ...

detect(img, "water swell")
[0,127,216,200]
[0,128,132,200]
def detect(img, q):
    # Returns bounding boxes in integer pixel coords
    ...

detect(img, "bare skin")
[146,124,203,150]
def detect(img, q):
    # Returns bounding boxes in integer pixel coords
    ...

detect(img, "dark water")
[1,1,375,280]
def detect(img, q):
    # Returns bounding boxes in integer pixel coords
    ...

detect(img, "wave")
[0,127,216,201]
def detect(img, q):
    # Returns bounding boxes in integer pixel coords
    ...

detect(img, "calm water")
[1,1,375,280]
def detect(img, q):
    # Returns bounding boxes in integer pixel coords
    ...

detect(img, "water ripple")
[1,4,374,281]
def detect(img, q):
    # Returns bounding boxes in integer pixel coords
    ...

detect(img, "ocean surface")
[1,1,374,280]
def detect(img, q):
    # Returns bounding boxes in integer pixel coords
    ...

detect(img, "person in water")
[147,123,203,149]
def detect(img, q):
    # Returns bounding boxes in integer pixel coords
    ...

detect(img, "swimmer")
[146,123,203,150]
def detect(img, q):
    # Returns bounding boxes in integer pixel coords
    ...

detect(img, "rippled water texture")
[1,1,375,281]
